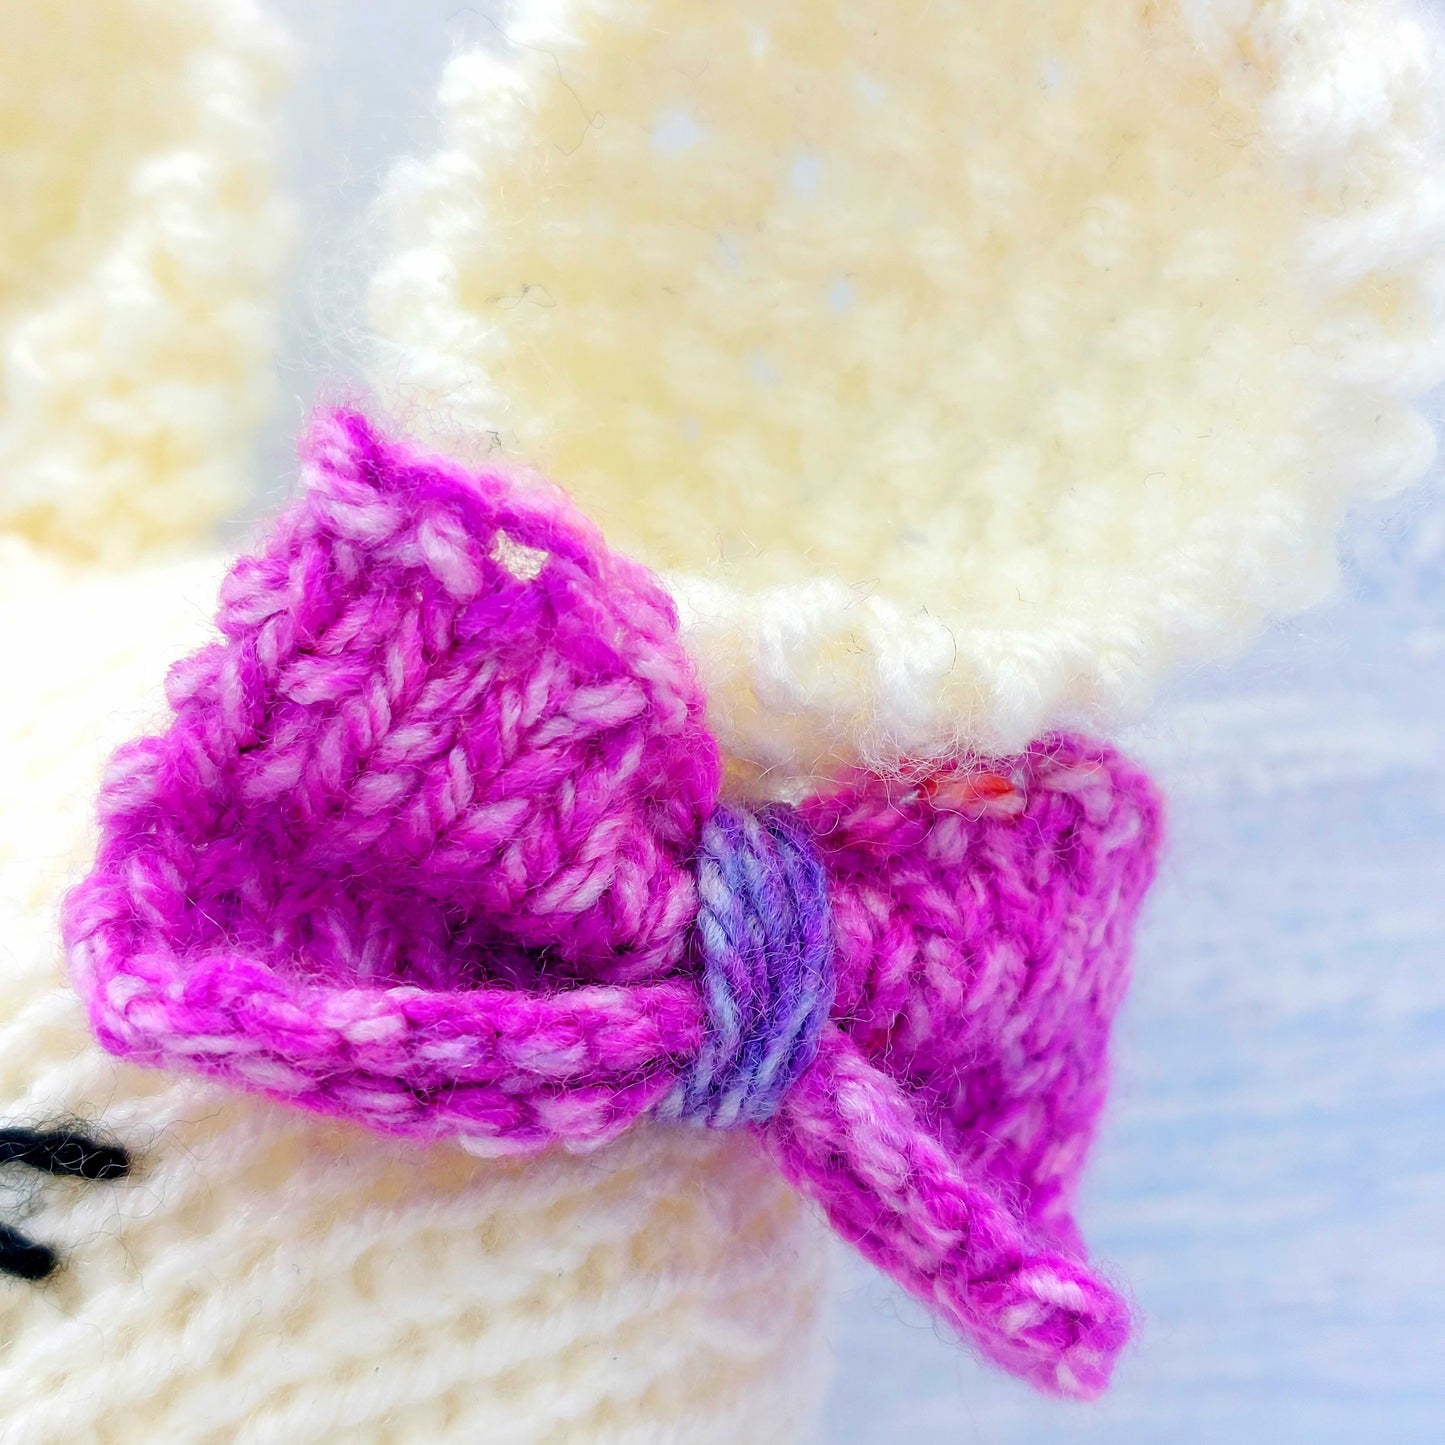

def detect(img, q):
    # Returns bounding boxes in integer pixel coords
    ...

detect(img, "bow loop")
[136,410,721,988]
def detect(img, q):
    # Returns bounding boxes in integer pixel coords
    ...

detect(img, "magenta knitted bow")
[65,411,1161,1400]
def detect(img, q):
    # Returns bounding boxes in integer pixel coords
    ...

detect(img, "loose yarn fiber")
[67,410,1162,1399]
[372,0,1445,776]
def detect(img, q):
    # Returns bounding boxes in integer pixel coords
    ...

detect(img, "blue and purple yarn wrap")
[666,803,837,1128]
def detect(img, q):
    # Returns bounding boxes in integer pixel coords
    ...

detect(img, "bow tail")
[762,1027,1129,1399]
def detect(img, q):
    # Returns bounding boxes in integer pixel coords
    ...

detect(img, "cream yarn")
[0,543,830,1444]
[0,0,292,561]
[370,0,1445,779]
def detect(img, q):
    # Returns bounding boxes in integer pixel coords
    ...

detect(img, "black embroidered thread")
[0,1126,131,1281]
[0,1128,130,1180]
[0,1223,57,1282]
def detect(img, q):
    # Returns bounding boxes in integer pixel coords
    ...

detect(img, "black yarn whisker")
[0,1127,130,1181]
[0,1222,57,1282]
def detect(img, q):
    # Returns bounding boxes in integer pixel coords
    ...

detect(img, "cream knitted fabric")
[0,542,830,1443]
[370,0,1445,779]
[0,0,292,561]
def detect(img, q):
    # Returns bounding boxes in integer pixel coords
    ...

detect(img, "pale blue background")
[267,5,1445,1439]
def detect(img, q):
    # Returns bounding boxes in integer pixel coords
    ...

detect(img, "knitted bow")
[65,411,1161,1400]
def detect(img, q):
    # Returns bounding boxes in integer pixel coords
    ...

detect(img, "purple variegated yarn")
[662,803,835,1129]
[64,409,1162,1402]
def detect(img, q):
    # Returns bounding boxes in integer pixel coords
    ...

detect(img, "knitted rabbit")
[2,2,1443,1441]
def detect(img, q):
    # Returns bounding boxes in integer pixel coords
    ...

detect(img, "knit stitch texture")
[67,411,1162,1399]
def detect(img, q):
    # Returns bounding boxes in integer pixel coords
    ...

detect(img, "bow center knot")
[664,802,836,1129]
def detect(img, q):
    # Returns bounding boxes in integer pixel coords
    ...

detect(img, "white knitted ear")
[0,0,292,561]
[370,0,1445,779]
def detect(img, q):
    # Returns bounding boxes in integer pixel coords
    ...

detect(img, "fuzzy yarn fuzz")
[0,536,827,1444]
[0,0,292,561]
[371,0,1445,777]
[67,411,1162,1400]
